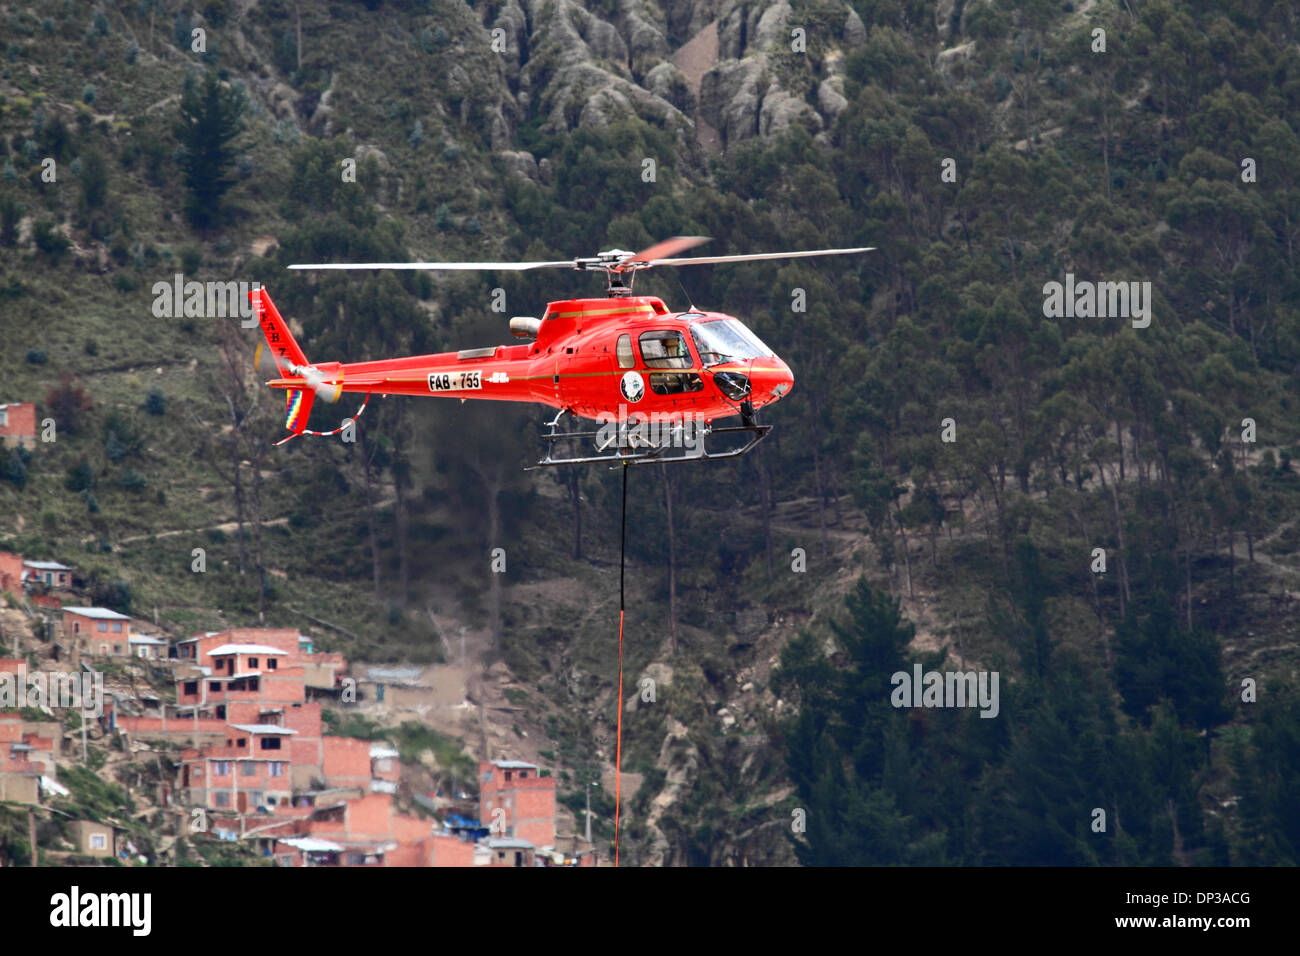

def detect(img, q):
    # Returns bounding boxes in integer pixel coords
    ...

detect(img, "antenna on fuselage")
[672,271,697,313]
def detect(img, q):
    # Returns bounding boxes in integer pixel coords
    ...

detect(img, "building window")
[214,791,230,807]
[241,761,256,776]
[259,737,281,750]
[97,622,108,632]
[237,738,247,748]
[249,657,258,668]
[215,705,225,719]
[90,833,106,850]
[213,761,230,776]
[113,646,121,655]
[111,622,122,633]
[268,659,277,670]
[183,681,198,695]
[505,771,512,782]
[520,771,528,778]
[269,762,284,777]
[279,855,292,867]
[0,410,6,427]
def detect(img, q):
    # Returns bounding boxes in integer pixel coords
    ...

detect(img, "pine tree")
[174,72,247,229]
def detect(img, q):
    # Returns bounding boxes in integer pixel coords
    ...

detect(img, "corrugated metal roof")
[484,837,535,849]
[62,607,130,620]
[363,666,423,681]
[208,643,289,656]
[229,723,298,735]
[280,837,344,853]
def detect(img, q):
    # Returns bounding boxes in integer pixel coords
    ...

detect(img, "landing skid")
[527,415,772,469]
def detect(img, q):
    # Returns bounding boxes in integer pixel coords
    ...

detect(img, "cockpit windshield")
[689,318,774,367]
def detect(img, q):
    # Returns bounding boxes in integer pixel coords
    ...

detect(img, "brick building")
[62,607,131,655]
[266,792,472,867]
[24,560,72,588]
[0,552,22,597]
[129,635,168,659]
[74,820,118,858]
[0,402,36,448]
[0,721,43,804]
[479,760,556,848]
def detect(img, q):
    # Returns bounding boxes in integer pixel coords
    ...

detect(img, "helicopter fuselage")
[268,296,793,425]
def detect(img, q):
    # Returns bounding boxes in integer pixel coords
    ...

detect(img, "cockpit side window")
[616,334,635,369]
[639,330,692,369]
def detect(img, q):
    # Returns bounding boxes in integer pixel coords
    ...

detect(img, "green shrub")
[65,460,95,491]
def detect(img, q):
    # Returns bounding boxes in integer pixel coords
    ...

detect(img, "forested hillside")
[0,0,1298,865]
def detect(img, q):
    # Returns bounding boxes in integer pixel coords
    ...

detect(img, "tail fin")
[251,286,309,371]
[252,287,314,440]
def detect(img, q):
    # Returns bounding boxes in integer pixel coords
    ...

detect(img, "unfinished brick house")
[0,721,43,804]
[478,759,556,849]
[265,792,474,867]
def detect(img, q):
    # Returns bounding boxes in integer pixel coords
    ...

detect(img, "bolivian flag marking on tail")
[285,388,311,434]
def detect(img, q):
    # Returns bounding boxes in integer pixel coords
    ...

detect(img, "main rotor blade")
[287,260,578,271]
[649,247,876,267]
[611,235,711,273]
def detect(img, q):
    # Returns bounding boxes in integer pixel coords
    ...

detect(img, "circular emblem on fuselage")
[620,371,645,403]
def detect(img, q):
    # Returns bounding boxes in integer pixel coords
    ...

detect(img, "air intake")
[510,316,541,339]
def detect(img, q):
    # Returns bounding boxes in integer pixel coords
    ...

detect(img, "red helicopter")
[254,236,872,466]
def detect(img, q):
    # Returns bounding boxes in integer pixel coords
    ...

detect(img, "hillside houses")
[0,660,65,807]
[108,626,570,866]
[0,551,74,600]
[0,553,577,866]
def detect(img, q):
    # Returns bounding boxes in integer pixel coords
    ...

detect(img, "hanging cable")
[615,461,628,867]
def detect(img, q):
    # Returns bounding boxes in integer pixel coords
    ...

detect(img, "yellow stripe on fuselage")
[548,305,655,319]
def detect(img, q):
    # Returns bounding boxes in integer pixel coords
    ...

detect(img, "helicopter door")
[613,332,644,405]
[556,337,611,417]
[638,330,703,403]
